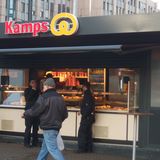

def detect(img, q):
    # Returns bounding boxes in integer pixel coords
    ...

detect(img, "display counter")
[0,105,138,142]
[0,68,139,143]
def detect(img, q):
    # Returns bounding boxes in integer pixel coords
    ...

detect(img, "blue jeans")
[37,130,65,160]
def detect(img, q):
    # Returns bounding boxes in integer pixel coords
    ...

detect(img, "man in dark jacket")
[24,80,39,147]
[77,82,95,153]
[24,78,68,160]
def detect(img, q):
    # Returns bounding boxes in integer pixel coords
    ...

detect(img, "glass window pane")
[0,69,29,106]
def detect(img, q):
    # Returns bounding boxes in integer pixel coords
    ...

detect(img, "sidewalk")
[0,135,160,160]
[0,142,132,160]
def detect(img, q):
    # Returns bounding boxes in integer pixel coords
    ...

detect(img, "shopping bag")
[57,133,64,151]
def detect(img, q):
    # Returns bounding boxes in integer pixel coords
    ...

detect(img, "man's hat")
[43,78,56,87]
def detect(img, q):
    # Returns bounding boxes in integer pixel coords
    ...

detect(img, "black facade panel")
[1,13,160,39]
[0,52,146,69]
[1,33,160,49]
[149,108,160,145]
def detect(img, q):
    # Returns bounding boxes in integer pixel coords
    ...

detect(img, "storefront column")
[138,52,151,147]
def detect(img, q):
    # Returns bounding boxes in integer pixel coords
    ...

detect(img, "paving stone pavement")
[0,142,147,160]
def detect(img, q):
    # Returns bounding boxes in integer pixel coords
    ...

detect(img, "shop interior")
[0,68,139,112]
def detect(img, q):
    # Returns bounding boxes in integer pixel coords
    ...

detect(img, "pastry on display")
[96,105,112,110]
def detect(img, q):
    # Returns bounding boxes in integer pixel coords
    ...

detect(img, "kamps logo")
[5,13,79,37]
[50,13,79,36]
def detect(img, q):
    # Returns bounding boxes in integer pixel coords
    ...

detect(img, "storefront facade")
[0,13,160,147]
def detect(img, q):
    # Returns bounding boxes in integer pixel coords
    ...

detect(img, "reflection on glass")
[0,69,28,107]
[3,92,25,106]
[109,68,139,112]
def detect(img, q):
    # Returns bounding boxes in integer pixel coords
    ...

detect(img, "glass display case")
[45,69,88,107]
[44,68,139,112]
[1,90,25,106]
[88,68,106,92]
[0,69,28,107]
[0,68,139,112]
[103,68,139,112]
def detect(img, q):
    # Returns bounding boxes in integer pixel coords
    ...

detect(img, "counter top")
[0,105,152,116]
[0,105,129,114]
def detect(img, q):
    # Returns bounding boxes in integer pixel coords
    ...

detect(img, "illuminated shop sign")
[5,13,79,37]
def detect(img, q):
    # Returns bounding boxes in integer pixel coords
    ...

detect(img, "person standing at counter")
[24,78,68,160]
[40,73,54,93]
[24,80,40,147]
[77,82,95,153]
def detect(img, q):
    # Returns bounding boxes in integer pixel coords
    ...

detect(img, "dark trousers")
[24,116,39,146]
[78,116,93,152]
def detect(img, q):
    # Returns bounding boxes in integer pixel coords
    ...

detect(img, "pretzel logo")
[50,13,79,36]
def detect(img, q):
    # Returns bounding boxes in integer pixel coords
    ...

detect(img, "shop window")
[0,67,140,111]
[108,68,139,111]
[42,68,139,112]
[0,69,29,107]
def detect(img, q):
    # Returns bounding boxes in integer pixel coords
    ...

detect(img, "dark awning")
[0,45,122,55]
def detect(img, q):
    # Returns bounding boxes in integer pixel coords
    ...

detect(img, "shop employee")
[77,82,95,153]
[24,80,39,147]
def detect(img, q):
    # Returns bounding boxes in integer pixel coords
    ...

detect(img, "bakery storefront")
[0,13,160,147]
